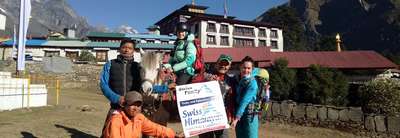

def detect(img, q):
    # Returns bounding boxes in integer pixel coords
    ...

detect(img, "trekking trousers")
[235,114,259,138]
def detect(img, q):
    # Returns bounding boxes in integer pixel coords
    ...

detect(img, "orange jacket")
[103,110,175,138]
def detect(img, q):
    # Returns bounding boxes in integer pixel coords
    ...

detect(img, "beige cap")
[125,91,143,106]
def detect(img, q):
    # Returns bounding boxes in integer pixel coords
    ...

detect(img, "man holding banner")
[198,54,237,138]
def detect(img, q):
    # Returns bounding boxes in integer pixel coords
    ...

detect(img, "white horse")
[140,50,164,97]
[139,50,178,126]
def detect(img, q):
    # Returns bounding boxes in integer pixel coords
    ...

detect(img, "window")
[161,41,169,44]
[233,26,254,37]
[270,30,278,38]
[233,38,254,47]
[258,28,266,37]
[147,40,155,43]
[207,35,216,44]
[66,51,79,61]
[220,36,229,46]
[44,51,60,57]
[96,51,108,62]
[220,24,229,34]
[194,23,199,35]
[207,23,216,32]
[259,40,266,47]
[271,40,278,49]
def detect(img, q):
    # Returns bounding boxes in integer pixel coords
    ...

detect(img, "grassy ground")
[0,88,361,138]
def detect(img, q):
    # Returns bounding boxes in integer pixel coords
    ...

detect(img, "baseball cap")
[125,91,143,106]
[217,54,232,63]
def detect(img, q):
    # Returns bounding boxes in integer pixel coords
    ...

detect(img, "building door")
[66,51,79,61]
[44,51,60,57]
[96,50,108,62]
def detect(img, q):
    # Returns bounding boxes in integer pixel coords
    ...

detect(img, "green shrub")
[360,78,400,115]
[295,65,348,106]
[78,50,96,62]
[269,58,297,101]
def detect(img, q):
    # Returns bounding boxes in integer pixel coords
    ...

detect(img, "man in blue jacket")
[100,39,143,109]
[99,39,143,137]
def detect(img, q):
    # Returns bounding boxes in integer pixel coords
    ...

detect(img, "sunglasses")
[218,61,230,66]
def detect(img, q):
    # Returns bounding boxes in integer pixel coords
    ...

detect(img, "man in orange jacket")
[102,91,184,138]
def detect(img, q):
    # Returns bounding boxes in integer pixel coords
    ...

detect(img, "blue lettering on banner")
[184,114,223,127]
[182,108,203,118]
[180,96,213,107]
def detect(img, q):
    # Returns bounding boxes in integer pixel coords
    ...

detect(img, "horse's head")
[140,51,164,95]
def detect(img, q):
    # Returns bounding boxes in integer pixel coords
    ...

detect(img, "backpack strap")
[239,77,254,98]
[255,77,265,100]
[239,77,263,115]
[183,40,190,59]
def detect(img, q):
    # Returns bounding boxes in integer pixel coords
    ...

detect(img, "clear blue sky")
[67,0,288,33]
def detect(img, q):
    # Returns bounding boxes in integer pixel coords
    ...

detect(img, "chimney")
[63,28,76,38]
[147,25,160,35]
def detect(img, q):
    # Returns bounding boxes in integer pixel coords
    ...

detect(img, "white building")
[155,4,284,52]
[0,30,176,63]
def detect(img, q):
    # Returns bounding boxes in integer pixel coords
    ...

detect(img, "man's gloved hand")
[168,83,177,90]
[141,81,153,95]
[175,132,185,138]
[119,96,125,107]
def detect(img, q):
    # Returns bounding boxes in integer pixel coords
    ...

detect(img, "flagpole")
[10,24,16,60]
[224,0,228,19]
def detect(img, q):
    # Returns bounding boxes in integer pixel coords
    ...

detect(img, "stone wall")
[267,100,400,137]
[1,60,103,88]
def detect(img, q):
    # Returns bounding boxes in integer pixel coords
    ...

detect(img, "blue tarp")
[1,39,47,47]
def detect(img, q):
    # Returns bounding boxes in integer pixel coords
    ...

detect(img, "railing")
[28,74,61,105]
[0,73,62,111]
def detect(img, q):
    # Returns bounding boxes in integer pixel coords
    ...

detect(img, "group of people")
[99,22,269,138]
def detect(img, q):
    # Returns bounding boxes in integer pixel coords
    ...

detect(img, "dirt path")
[0,88,361,138]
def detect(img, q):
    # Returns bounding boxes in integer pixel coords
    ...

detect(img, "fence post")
[21,81,24,108]
[27,75,31,109]
[56,80,60,105]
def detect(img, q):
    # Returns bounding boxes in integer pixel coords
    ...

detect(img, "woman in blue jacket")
[231,56,259,138]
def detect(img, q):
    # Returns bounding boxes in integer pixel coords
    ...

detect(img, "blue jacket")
[100,59,169,107]
[235,75,258,118]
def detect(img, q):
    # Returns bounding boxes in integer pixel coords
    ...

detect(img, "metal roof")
[87,32,176,41]
[87,42,174,49]
[126,34,176,40]
[267,51,398,69]
[162,47,271,64]
[42,40,89,47]
[1,39,47,46]
[136,43,174,49]
[87,42,120,48]
[202,47,271,62]
[87,32,126,38]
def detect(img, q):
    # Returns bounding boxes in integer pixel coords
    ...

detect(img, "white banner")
[0,14,5,30]
[17,0,31,71]
[176,81,229,137]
